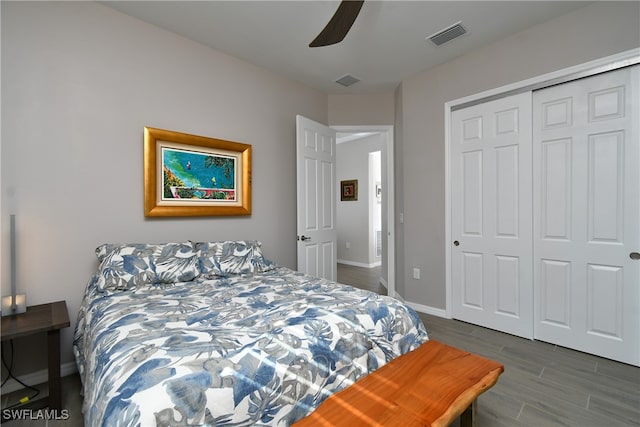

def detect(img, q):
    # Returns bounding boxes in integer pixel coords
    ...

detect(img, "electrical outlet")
[346,241,350,249]
[413,268,420,279]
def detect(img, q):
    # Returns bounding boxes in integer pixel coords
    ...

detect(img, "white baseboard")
[1,362,78,394]
[404,302,450,319]
[338,259,381,269]
[379,277,388,290]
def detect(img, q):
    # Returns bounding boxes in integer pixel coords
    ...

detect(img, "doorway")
[333,126,395,297]
[336,136,381,268]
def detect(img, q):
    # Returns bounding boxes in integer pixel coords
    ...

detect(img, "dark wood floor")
[337,263,640,427]
[337,263,385,294]
[3,264,638,426]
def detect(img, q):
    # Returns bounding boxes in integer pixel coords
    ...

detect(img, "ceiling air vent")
[335,74,360,87]
[428,21,467,46]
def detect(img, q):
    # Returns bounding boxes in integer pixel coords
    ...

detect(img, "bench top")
[294,340,504,427]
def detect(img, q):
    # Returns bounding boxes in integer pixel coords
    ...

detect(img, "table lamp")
[1,214,27,316]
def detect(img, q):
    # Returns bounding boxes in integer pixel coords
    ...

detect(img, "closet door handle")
[453,240,460,247]
[630,252,640,260]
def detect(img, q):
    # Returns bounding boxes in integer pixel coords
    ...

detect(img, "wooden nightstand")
[1,300,70,410]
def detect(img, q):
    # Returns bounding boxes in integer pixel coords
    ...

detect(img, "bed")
[73,241,429,426]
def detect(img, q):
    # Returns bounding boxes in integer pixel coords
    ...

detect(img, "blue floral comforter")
[74,267,428,426]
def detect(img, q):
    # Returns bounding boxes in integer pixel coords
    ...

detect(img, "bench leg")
[459,399,477,427]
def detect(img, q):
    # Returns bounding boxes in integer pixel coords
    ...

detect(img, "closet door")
[451,92,533,338]
[533,66,639,366]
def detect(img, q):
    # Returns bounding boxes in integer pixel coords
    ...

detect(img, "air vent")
[427,21,467,46]
[335,74,360,87]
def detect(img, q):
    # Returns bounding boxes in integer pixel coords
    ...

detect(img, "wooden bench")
[294,340,504,427]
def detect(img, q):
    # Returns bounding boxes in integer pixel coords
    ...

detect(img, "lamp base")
[1,294,27,316]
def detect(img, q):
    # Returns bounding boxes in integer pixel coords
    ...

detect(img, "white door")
[533,66,639,365]
[296,115,337,281]
[451,92,534,338]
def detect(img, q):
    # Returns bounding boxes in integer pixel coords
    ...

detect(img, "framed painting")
[144,127,251,217]
[341,179,358,201]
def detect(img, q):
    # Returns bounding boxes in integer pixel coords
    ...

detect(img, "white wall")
[397,1,640,310]
[328,93,394,126]
[336,134,382,266]
[1,1,326,371]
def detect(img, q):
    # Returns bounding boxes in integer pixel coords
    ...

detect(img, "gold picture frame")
[144,127,251,217]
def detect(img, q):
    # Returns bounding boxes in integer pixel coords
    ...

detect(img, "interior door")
[296,115,337,281]
[451,92,533,338]
[533,66,639,366]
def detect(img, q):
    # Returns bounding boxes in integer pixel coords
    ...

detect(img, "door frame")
[445,48,640,318]
[333,125,395,298]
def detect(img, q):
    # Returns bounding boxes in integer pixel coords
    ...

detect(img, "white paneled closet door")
[533,66,639,366]
[451,92,534,339]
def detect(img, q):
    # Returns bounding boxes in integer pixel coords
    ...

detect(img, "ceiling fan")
[309,0,364,47]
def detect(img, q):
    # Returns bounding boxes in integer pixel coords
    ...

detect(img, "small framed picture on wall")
[341,179,358,201]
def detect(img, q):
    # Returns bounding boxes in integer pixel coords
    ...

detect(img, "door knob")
[631,252,640,260]
[453,240,460,247]
[298,235,311,241]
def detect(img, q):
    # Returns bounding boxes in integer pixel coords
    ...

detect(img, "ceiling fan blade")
[309,0,364,48]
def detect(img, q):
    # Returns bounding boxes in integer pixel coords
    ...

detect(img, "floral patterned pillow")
[195,240,276,277]
[95,242,191,263]
[95,242,200,291]
[194,242,224,277]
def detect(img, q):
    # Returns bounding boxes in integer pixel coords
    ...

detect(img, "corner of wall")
[393,85,405,298]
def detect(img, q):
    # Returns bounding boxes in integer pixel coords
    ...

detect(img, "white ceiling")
[102,1,592,94]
